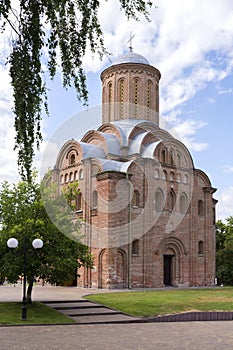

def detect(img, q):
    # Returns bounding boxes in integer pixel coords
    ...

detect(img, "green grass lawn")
[85,287,233,317]
[0,302,74,325]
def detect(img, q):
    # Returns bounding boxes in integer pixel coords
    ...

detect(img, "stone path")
[2,284,233,324]
[2,285,233,349]
[43,299,140,324]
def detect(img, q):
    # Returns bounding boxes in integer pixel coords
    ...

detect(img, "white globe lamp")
[7,238,18,249]
[32,238,43,249]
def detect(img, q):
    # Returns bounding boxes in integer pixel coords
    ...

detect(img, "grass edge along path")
[0,302,75,325]
[85,288,233,318]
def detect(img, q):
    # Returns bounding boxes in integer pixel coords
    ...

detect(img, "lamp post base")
[22,304,27,321]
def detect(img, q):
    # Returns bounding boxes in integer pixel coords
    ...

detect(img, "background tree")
[216,217,233,285]
[0,175,92,302]
[0,0,152,180]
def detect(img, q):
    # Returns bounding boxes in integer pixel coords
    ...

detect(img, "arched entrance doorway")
[163,247,175,286]
[98,249,107,289]
[98,248,127,288]
[156,237,187,286]
[163,254,174,286]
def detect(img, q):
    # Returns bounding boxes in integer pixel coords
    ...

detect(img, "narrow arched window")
[147,80,152,118]
[177,174,181,183]
[155,81,159,111]
[132,239,139,255]
[132,190,140,207]
[177,153,182,167]
[198,240,204,255]
[92,191,98,208]
[65,173,69,183]
[161,149,166,163]
[108,82,113,118]
[180,194,188,214]
[184,174,188,184]
[119,79,125,119]
[74,171,78,181]
[155,190,164,212]
[69,172,73,182]
[168,189,176,211]
[169,149,174,165]
[213,207,216,225]
[70,154,75,165]
[154,169,159,179]
[198,200,204,216]
[169,172,174,182]
[79,169,84,180]
[162,170,167,181]
[76,193,83,211]
[134,78,139,118]
[60,174,64,184]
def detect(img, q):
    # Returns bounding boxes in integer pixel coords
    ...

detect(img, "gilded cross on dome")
[127,31,135,52]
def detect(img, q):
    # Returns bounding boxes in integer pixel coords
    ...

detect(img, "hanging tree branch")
[0,0,152,181]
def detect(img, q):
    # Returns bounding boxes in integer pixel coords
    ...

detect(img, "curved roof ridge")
[79,142,106,159]
[141,141,161,159]
[98,132,121,155]
[111,119,159,146]
[98,123,124,146]
[113,50,150,65]
[96,158,126,172]
[128,131,148,155]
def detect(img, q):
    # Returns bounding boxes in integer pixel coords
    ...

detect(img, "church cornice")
[101,63,161,81]
[96,170,127,181]
[203,186,217,194]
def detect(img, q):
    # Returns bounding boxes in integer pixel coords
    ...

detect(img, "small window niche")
[132,239,139,255]
[132,190,140,208]
[70,153,75,165]
[155,190,164,212]
[92,191,98,209]
[154,168,159,179]
[198,200,204,216]
[76,192,83,212]
[198,240,204,256]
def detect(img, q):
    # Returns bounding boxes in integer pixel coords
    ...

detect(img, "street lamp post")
[7,237,43,321]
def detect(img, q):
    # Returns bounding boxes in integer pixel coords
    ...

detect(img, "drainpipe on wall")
[126,171,132,289]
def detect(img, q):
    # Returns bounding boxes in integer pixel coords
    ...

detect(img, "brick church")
[53,48,217,288]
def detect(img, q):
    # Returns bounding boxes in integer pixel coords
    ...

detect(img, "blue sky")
[0,0,233,221]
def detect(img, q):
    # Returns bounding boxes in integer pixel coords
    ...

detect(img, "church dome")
[113,50,150,65]
[101,48,160,125]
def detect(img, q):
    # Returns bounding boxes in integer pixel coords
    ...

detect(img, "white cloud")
[0,34,20,183]
[36,140,59,181]
[223,165,233,173]
[1,0,233,183]
[208,98,215,104]
[92,0,233,149]
[169,120,208,152]
[216,187,233,221]
[217,87,233,95]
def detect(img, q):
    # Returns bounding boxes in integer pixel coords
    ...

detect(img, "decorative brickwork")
[53,50,217,289]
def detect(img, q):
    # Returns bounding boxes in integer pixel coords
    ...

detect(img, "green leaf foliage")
[0,0,152,180]
[0,174,93,288]
[216,217,233,285]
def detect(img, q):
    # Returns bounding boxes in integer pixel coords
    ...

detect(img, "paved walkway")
[43,299,140,324]
[1,283,140,324]
[1,284,233,349]
[0,283,110,302]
